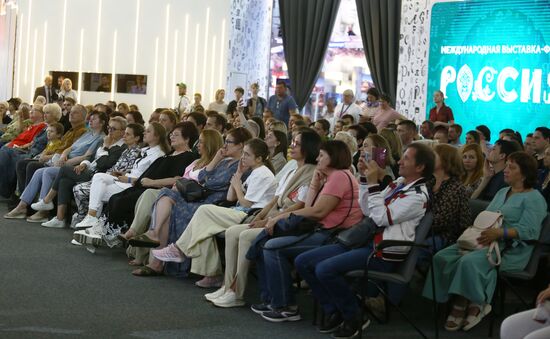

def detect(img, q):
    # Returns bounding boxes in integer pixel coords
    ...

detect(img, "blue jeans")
[259,229,332,308]
[21,166,60,204]
[295,243,396,320]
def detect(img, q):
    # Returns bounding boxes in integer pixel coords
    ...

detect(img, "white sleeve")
[243,170,274,203]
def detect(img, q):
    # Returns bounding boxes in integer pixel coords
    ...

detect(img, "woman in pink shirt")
[372,94,406,131]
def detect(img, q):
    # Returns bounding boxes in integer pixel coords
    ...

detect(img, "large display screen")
[427,0,550,142]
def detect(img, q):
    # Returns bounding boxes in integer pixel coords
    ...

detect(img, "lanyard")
[339,104,351,117]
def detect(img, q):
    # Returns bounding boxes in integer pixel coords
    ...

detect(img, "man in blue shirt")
[267,81,298,127]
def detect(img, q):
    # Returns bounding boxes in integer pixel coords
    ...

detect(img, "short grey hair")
[43,103,62,121]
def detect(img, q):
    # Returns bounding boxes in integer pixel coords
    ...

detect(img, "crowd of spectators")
[1,81,549,339]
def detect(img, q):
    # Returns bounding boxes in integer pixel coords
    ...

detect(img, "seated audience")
[202,129,321,307]
[150,138,276,283]
[34,118,133,228]
[4,111,107,221]
[0,103,61,198]
[249,140,363,323]
[95,122,199,234]
[125,127,252,276]
[424,151,547,332]
[396,120,417,147]
[533,127,550,168]
[125,111,145,125]
[433,125,449,144]
[294,142,433,337]
[72,122,169,230]
[121,129,223,265]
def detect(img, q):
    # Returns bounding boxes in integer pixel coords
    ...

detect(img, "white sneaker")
[212,290,245,308]
[205,286,226,302]
[41,217,65,228]
[74,215,99,229]
[31,199,54,211]
[73,229,103,247]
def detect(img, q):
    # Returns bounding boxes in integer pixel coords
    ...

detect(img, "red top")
[429,104,454,123]
[7,122,47,148]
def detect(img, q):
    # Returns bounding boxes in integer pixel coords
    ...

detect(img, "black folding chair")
[489,214,550,337]
[345,212,437,339]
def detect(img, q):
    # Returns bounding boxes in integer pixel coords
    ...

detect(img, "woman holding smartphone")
[359,134,395,189]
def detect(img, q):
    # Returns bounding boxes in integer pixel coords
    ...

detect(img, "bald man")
[34,75,58,103]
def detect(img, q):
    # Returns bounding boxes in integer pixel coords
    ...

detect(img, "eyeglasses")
[170,133,182,138]
[290,141,301,148]
[224,139,237,145]
[108,126,121,131]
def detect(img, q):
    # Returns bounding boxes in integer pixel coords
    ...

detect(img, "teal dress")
[423,188,547,304]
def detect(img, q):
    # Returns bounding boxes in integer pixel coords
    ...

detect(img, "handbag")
[335,216,379,249]
[272,213,320,237]
[175,178,209,202]
[457,210,503,266]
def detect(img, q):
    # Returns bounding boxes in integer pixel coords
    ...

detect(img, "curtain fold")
[279,0,341,109]
[356,0,402,105]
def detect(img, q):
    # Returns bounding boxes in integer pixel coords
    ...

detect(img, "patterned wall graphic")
[396,0,432,122]
[227,0,273,97]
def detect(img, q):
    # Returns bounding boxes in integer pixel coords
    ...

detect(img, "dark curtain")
[356,0,402,104]
[279,0,341,109]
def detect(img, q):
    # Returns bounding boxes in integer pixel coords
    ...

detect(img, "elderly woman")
[58,78,78,102]
[0,104,58,198]
[424,151,547,332]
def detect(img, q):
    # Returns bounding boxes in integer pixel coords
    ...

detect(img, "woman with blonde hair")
[461,143,484,197]
[58,78,78,102]
[208,89,228,114]
[379,128,403,176]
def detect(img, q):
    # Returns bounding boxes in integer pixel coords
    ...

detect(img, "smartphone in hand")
[372,147,387,168]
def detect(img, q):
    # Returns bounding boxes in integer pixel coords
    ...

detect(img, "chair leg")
[376,285,428,339]
[429,256,439,339]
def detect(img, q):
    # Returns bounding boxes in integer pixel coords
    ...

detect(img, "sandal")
[463,303,492,331]
[444,304,466,331]
[128,259,142,266]
[131,266,163,277]
[128,234,160,248]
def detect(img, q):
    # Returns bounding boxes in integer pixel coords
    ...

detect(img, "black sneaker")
[261,307,301,322]
[331,317,371,339]
[319,313,344,333]
[250,303,272,315]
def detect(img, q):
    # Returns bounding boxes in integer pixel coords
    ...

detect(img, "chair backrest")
[469,199,491,219]
[393,211,434,280]
[521,213,550,278]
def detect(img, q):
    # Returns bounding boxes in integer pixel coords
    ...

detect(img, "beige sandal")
[444,304,466,331]
[463,303,492,331]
